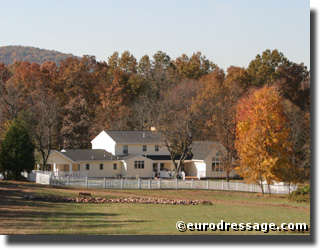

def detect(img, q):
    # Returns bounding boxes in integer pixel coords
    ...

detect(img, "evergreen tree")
[0,118,35,180]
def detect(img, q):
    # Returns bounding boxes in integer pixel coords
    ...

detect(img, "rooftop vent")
[143,132,145,138]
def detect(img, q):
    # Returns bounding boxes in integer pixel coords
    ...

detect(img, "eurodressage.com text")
[175,220,309,233]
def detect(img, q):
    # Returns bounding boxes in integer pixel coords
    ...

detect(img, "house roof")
[57,141,224,162]
[191,141,224,160]
[60,149,118,161]
[121,154,153,161]
[104,130,163,144]
[146,155,193,161]
[120,154,138,161]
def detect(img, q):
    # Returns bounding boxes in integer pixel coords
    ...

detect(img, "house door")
[153,163,158,176]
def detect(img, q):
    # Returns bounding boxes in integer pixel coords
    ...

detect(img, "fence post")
[103,178,106,188]
[85,177,88,188]
[236,181,238,191]
[149,178,151,189]
[138,178,141,189]
[121,178,123,189]
[158,179,161,189]
[207,179,209,190]
[67,176,70,186]
[49,176,52,185]
[222,180,224,190]
[175,178,178,189]
[191,179,194,189]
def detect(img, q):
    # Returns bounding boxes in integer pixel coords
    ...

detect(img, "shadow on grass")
[0,210,119,219]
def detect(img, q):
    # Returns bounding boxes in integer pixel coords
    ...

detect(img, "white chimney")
[143,132,145,138]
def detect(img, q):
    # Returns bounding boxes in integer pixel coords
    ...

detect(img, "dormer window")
[123,145,128,154]
[143,145,147,152]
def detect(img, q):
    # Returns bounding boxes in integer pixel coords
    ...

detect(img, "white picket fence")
[22,170,88,180]
[23,172,297,194]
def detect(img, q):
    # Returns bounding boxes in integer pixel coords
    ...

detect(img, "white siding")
[185,162,197,176]
[47,152,73,165]
[91,131,116,155]
[79,161,123,178]
[115,144,169,156]
[195,162,206,171]
[122,156,154,178]
[204,147,237,178]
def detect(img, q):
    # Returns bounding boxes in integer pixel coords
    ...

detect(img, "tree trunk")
[268,184,271,195]
[259,163,264,194]
[15,171,19,181]
[260,183,264,194]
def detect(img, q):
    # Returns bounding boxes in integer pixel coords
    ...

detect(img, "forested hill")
[0,46,78,66]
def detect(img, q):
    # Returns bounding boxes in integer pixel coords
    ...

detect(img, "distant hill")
[0,46,78,66]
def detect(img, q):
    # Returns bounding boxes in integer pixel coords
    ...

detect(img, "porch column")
[53,163,57,172]
[69,163,73,176]
[157,162,160,174]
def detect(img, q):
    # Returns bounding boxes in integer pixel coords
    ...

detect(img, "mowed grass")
[0,180,310,235]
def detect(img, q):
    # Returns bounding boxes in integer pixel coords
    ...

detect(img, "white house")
[47,130,237,179]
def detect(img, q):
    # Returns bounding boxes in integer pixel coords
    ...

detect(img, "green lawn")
[0,180,310,235]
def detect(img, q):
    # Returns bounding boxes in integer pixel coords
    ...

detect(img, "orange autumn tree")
[235,85,292,193]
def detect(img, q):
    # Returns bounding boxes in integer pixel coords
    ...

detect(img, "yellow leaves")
[235,85,292,184]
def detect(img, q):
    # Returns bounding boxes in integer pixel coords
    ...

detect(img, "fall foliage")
[0,48,310,184]
[235,86,294,193]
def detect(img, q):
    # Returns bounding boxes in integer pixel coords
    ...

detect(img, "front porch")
[152,161,174,178]
[40,163,88,177]
[151,161,203,179]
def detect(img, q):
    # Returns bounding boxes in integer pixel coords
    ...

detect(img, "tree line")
[0,46,76,66]
[0,49,310,186]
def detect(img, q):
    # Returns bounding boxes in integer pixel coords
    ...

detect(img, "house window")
[212,151,224,172]
[143,145,147,152]
[160,163,165,171]
[134,160,145,169]
[78,164,80,171]
[181,163,185,172]
[155,145,159,151]
[100,164,103,170]
[153,163,157,172]
[113,163,117,170]
[123,145,128,154]
[86,164,90,170]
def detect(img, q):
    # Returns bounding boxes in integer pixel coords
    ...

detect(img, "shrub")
[288,185,310,203]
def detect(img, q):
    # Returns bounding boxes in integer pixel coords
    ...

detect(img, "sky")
[0,0,310,70]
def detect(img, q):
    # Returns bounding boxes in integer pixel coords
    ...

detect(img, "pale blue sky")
[0,0,310,70]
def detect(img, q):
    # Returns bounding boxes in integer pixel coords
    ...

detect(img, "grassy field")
[0,180,310,235]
